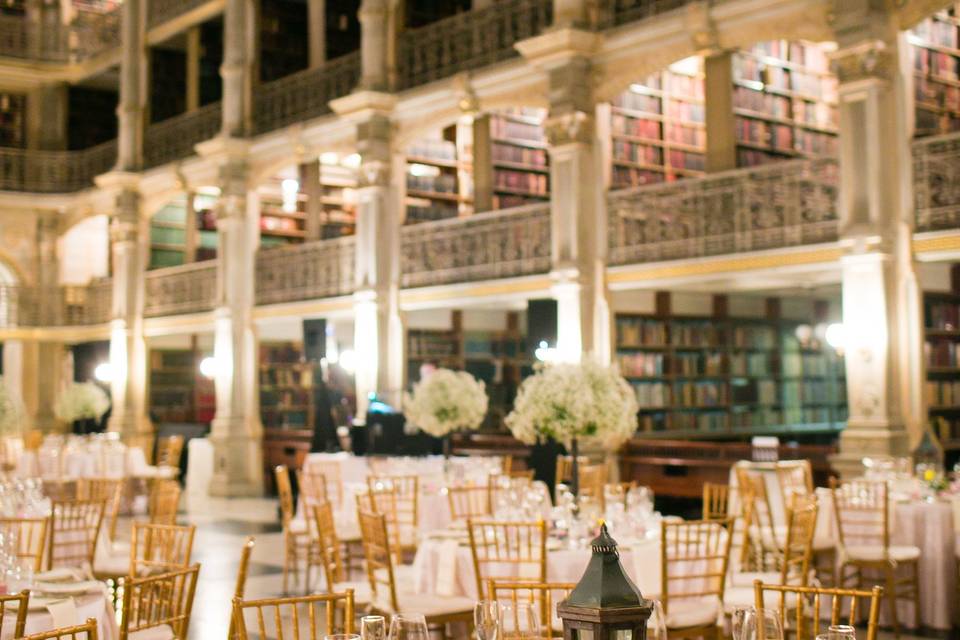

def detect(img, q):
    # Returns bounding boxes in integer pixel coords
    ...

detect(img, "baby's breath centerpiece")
[403,369,488,456]
[54,382,110,426]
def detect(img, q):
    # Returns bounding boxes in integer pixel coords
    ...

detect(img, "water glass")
[740,608,783,640]
[361,616,387,640]
[648,600,667,640]
[389,614,429,640]
[499,602,540,640]
[731,607,755,640]
[827,625,856,640]
[475,600,500,640]
[324,635,360,640]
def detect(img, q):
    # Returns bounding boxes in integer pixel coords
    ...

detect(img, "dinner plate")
[27,596,71,611]
[32,580,101,596]
[34,568,83,583]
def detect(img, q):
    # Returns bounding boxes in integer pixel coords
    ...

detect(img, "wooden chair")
[22,617,99,640]
[555,455,589,485]
[297,468,331,509]
[78,478,123,542]
[48,498,105,570]
[831,478,920,637]
[775,460,813,501]
[148,479,181,525]
[43,480,80,502]
[232,591,355,640]
[130,522,196,575]
[228,537,255,640]
[577,464,608,504]
[735,466,779,570]
[310,500,369,601]
[119,564,200,640]
[367,475,419,553]
[156,435,185,469]
[0,590,29,639]
[357,509,473,633]
[276,465,310,593]
[301,460,345,507]
[701,483,734,522]
[446,484,491,521]
[467,519,547,598]
[487,581,574,638]
[488,474,533,511]
[660,518,733,639]
[0,516,48,572]
[754,581,884,640]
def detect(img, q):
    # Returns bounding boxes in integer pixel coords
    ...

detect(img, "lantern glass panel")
[611,629,634,640]
[574,628,594,640]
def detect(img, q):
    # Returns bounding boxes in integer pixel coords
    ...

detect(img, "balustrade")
[400,204,551,288]
[597,0,692,27]
[0,140,116,193]
[0,279,112,328]
[143,103,223,169]
[144,262,217,317]
[255,236,356,305]
[147,0,212,28]
[607,157,839,265]
[396,0,551,90]
[914,132,960,233]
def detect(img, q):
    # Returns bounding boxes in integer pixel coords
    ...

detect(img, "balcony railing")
[254,53,361,134]
[0,279,112,328]
[396,0,552,91]
[0,139,117,193]
[914,132,960,233]
[144,261,217,317]
[148,0,213,28]
[255,236,356,305]
[0,9,119,63]
[598,0,692,28]
[607,157,839,265]
[400,203,551,288]
[143,102,222,169]
[59,279,112,325]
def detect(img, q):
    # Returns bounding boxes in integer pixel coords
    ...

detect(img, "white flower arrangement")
[403,368,488,437]
[54,382,110,423]
[505,360,639,451]
[0,376,25,436]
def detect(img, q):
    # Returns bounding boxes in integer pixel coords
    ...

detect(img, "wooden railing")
[400,203,551,288]
[607,157,839,265]
[255,236,356,305]
[396,0,552,90]
[0,140,116,193]
[144,261,217,317]
[143,102,222,169]
[914,132,960,233]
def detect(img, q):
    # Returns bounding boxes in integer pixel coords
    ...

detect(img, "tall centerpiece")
[505,360,638,497]
[54,382,111,434]
[403,368,488,459]
[0,376,25,437]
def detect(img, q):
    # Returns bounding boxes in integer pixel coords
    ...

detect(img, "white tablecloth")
[2,593,118,640]
[15,446,149,480]
[185,438,214,495]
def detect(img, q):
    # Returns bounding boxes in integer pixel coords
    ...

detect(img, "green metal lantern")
[557,523,653,640]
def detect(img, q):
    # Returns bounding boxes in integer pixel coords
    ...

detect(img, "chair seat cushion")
[94,552,129,576]
[128,624,176,640]
[288,518,307,534]
[664,597,721,629]
[375,592,474,617]
[845,545,920,562]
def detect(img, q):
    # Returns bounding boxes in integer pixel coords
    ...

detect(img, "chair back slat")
[275,466,296,525]
[22,616,99,640]
[0,590,29,638]
[301,460,344,507]
[754,580,883,640]
[357,509,399,612]
[446,484,491,521]
[79,478,124,542]
[148,480,181,526]
[830,478,889,551]
[660,518,732,613]
[487,581,574,638]
[702,483,735,521]
[0,516,48,572]
[232,591,355,640]
[312,501,346,589]
[130,522,196,576]
[467,519,547,598]
[49,499,105,570]
[228,536,256,640]
[119,564,200,640]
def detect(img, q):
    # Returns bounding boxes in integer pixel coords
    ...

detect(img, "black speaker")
[72,341,109,383]
[303,319,326,362]
[526,299,558,358]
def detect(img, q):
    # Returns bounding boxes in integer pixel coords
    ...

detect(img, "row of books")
[673,411,728,432]
[611,114,662,139]
[666,123,706,147]
[665,100,705,123]
[406,205,458,223]
[261,408,309,428]
[734,86,792,118]
[926,301,960,330]
[782,379,845,404]
[492,143,548,167]
[260,367,311,388]
[935,417,960,444]
[730,325,777,349]
[494,169,548,194]
[927,339,960,367]
[671,322,723,346]
[738,148,789,166]
[407,173,457,194]
[782,353,835,376]
[912,16,960,50]
[736,117,795,150]
[408,138,456,162]
[618,352,666,377]
[260,389,310,407]
[614,91,662,115]
[913,48,960,82]
[493,194,542,209]
[611,167,667,188]
[490,118,543,143]
[916,108,960,136]
[916,76,960,111]
[613,141,663,166]
[730,408,783,428]
[408,333,459,358]
[631,382,670,407]
[782,406,844,425]
[794,100,837,129]
[729,352,773,376]
[668,151,705,172]
[463,332,524,358]
[675,352,724,376]
[927,379,960,406]
[796,130,837,155]
[261,344,304,364]
[664,73,704,100]
[675,381,726,406]
[260,216,301,233]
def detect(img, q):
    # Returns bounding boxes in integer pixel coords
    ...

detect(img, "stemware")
[499,602,540,640]
[648,600,668,640]
[740,608,783,640]
[389,614,430,640]
[324,635,360,640]
[474,600,500,640]
[361,616,387,640]
[731,607,755,640]
[826,625,856,640]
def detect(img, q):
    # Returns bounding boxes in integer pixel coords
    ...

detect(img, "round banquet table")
[2,593,119,640]
[15,446,149,480]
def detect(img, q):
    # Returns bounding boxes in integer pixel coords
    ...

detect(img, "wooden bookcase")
[911,3,960,137]
[731,40,837,167]
[615,294,846,439]
[405,126,467,224]
[148,346,214,424]
[924,265,960,456]
[608,64,707,188]
[258,173,307,248]
[0,92,25,149]
[489,108,550,210]
[260,342,316,430]
[148,190,218,269]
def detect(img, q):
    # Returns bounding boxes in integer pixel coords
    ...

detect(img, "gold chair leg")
[885,566,900,639]
[912,560,921,631]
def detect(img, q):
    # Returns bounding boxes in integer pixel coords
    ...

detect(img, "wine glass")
[475,600,500,640]
[361,616,387,640]
[647,600,667,640]
[324,635,360,640]
[826,625,856,640]
[741,608,783,640]
[389,614,429,640]
[731,607,755,640]
[499,602,540,640]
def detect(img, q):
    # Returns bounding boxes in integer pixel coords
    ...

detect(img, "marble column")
[830,8,921,475]
[307,0,326,68]
[358,0,389,91]
[116,0,145,172]
[221,0,255,137]
[518,30,609,364]
[32,213,62,432]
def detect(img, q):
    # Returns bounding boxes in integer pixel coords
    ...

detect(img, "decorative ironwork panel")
[0,140,116,193]
[254,53,360,134]
[914,132,960,232]
[0,284,37,327]
[607,157,839,265]
[70,7,120,60]
[601,0,692,27]
[59,278,112,325]
[396,0,551,90]
[144,262,217,317]
[143,102,222,169]
[148,0,211,27]
[400,203,551,288]
[255,236,356,305]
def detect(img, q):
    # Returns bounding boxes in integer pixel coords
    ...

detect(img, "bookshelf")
[148,190,218,269]
[609,61,707,188]
[924,267,960,456]
[0,92,24,148]
[731,40,838,167]
[405,127,467,224]
[615,294,846,439]
[148,347,214,424]
[489,108,550,209]
[258,172,307,248]
[260,342,316,430]
[910,4,960,137]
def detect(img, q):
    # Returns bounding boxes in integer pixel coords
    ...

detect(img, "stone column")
[358,0,389,91]
[829,7,921,475]
[331,92,404,420]
[308,0,326,68]
[32,213,62,432]
[704,51,737,172]
[518,30,609,364]
[221,0,255,137]
[117,0,146,172]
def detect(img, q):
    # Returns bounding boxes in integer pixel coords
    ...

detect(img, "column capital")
[329,90,397,122]
[545,111,594,147]
[830,39,897,87]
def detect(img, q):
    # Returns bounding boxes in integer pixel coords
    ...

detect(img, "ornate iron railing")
[255,236,356,305]
[70,7,120,60]
[597,0,692,27]
[254,53,361,134]
[396,0,552,90]
[143,102,222,169]
[0,140,116,193]
[0,279,112,328]
[607,157,839,265]
[0,284,37,327]
[148,0,214,28]
[914,132,960,233]
[400,203,551,288]
[144,261,217,317]
[59,278,112,325]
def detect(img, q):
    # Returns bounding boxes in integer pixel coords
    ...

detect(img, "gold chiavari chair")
[754,581,884,640]
[555,456,589,485]
[0,590,29,639]
[508,468,535,481]
[660,518,733,639]
[148,479,181,525]
[22,617,99,640]
[276,465,310,593]
[830,478,920,637]
[0,516,48,572]
[78,478,124,543]
[577,464,608,505]
[44,480,80,502]
[119,564,200,640]
[297,468,331,509]
[357,509,474,631]
[232,591,355,640]
[311,501,370,599]
[366,475,420,556]
[228,537,256,640]
[130,522,196,575]
[487,581,574,638]
[775,460,813,500]
[702,483,735,522]
[446,484,491,522]
[735,466,779,570]
[467,519,547,598]
[488,473,533,512]
[301,460,345,508]
[156,435,185,470]
[48,498,105,570]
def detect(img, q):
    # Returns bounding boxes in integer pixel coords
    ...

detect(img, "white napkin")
[46,597,78,629]
[435,540,460,597]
